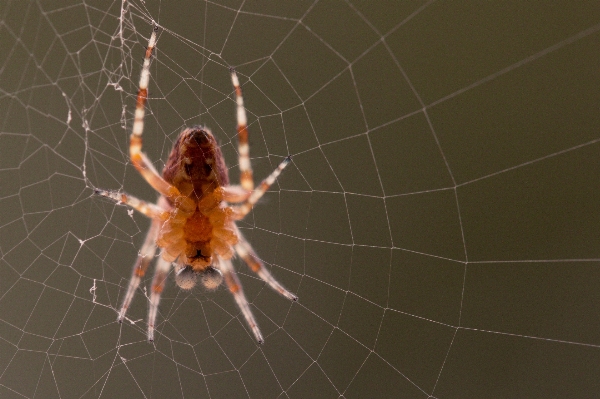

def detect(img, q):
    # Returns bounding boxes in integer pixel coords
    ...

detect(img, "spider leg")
[217,257,264,344]
[147,255,172,342]
[230,69,253,192]
[222,185,251,203]
[95,189,164,219]
[117,218,160,322]
[234,232,297,301]
[231,156,290,218]
[229,69,291,216]
[129,26,190,206]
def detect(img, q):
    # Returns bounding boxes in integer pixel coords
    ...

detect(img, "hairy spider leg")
[232,156,291,218]
[117,219,161,323]
[94,189,164,219]
[218,257,264,344]
[129,26,190,206]
[230,69,254,192]
[147,256,171,342]
[234,232,297,302]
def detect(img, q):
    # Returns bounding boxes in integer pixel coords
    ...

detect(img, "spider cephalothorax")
[97,26,296,343]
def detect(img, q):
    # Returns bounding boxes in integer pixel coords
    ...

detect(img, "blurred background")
[0,1,599,398]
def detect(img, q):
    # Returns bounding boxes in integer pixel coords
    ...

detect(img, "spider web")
[1,1,600,398]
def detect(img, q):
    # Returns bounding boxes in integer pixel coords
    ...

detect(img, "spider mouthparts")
[175,266,198,290]
[284,155,292,163]
[200,267,223,291]
[229,66,235,73]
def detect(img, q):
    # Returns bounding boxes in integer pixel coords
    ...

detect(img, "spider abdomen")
[163,127,230,200]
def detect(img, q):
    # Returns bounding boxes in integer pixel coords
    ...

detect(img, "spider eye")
[200,267,223,291]
[175,265,198,290]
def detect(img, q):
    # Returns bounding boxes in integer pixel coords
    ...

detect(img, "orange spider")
[96,26,297,343]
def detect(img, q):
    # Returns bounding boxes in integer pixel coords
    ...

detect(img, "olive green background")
[1,1,599,398]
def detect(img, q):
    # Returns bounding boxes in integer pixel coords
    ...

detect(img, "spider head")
[163,126,230,198]
[175,264,223,291]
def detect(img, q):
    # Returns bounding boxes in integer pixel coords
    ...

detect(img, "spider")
[96,26,297,343]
